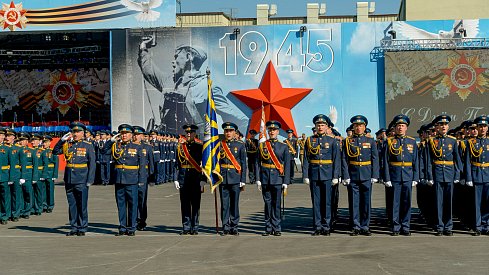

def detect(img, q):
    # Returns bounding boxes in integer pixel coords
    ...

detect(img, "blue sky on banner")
[2,0,176,31]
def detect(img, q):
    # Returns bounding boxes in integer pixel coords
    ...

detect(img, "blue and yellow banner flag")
[202,70,223,193]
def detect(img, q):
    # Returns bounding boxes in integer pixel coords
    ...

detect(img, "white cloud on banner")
[347,23,378,55]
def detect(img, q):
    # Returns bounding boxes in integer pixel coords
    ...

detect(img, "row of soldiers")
[88,130,179,186]
[0,128,58,225]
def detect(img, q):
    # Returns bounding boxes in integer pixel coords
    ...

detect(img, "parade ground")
[1,180,487,275]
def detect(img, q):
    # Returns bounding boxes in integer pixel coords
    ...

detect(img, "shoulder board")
[405,136,416,140]
[447,135,457,140]
[83,141,92,144]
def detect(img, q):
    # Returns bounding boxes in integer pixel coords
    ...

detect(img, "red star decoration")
[440,54,486,94]
[0,1,27,30]
[43,71,84,115]
[231,61,312,137]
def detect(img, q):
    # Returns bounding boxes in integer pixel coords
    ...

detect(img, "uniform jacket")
[0,144,13,183]
[382,135,419,182]
[41,147,59,179]
[8,144,27,182]
[219,139,247,184]
[174,139,206,185]
[255,139,291,185]
[103,140,145,184]
[303,134,341,181]
[341,134,379,181]
[285,137,299,158]
[465,137,489,183]
[425,135,461,182]
[53,139,96,184]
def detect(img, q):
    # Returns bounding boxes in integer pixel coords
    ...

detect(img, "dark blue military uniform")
[425,115,461,235]
[255,121,291,236]
[382,115,419,235]
[40,135,59,213]
[285,130,298,183]
[175,125,206,235]
[98,131,112,185]
[149,130,161,184]
[30,134,44,215]
[53,122,96,235]
[133,126,154,231]
[0,127,14,224]
[246,130,259,184]
[342,115,379,236]
[303,114,341,235]
[104,124,145,236]
[219,122,247,235]
[465,115,489,235]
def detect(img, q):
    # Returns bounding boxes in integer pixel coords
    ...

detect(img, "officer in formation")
[245,129,259,184]
[53,122,96,236]
[132,126,154,231]
[103,124,146,236]
[40,135,58,214]
[255,120,291,236]
[31,134,44,216]
[174,124,206,235]
[342,115,379,236]
[219,122,247,236]
[95,130,112,186]
[298,133,306,169]
[0,127,12,224]
[303,114,341,236]
[382,115,418,236]
[285,129,298,183]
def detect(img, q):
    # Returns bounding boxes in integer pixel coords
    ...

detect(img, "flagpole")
[206,68,220,234]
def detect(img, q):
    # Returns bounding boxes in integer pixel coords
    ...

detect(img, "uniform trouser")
[179,183,202,231]
[262,184,283,233]
[21,181,33,216]
[434,181,453,232]
[43,179,55,210]
[65,183,89,233]
[331,183,339,227]
[10,180,22,219]
[219,184,241,231]
[416,183,426,221]
[392,181,412,232]
[310,180,332,231]
[137,182,149,227]
[474,183,489,232]
[32,181,45,214]
[247,155,256,183]
[463,184,475,228]
[385,186,393,225]
[348,180,372,231]
[115,184,138,233]
[170,160,176,181]
[289,160,295,182]
[0,182,11,221]
[165,161,171,182]
[100,163,111,185]
[156,161,164,183]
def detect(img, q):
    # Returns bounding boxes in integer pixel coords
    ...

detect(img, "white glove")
[239,182,245,188]
[174,181,180,190]
[200,181,206,188]
[460,179,466,185]
[466,181,473,187]
[32,181,37,184]
[412,181,418,187]
[52,178,56,181]
[39,178,45,181]
[332,178,339,185]
[159,160,164,163]
[86,182,92,187]
[371,178,378,184]
[420,179,426,184]
[138,183,145,186]
[454,180,460,184]
[256,181,262,191]
[19,179,25,185]
[384,181,392,187]
[304,178,310,185]
[342,179,351,186]
[7,181,13,185]
[427,180,434,186]
[282,184,287,189]
[111,133,120,142]
[61,132,71,141]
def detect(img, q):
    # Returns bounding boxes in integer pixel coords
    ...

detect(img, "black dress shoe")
[0,220,7,225]
[180,230,190,235]
[472,230,481,236]
[321,230,330,236]
[391,231,399,236]
[435,231,443,236]
[481,230,489,235]
[400,231,411,236]
[262,231,271,236]
[190,230,199,235]
[273,231,282,236]
[230,229,239,236]
[221,230,230,236]
[350,229,359,236]
[443,230,453,236]
[360,229,372,236]
[115,231,126,236]
[46,209,52,213]
[66,231,77,236]
[21,215,29,219]
[127,231,135,236]
[77,232,86,236]
[12,217,19,222]
[311,230,321,236]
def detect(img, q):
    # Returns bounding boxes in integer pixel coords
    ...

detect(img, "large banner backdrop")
[112,19,489,137]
